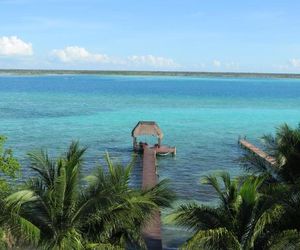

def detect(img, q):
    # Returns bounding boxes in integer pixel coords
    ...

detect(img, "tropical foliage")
[0,135,20,194]
[170,123,300,249]
[0,141,175,249]
[170,173,300,250]
[171,173,265,249]
[241,123,300,184]
[0,135,22,249]
[1,122,300,249]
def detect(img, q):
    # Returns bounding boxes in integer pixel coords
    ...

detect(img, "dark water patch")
[0,106,113,119]
[1,75,300,99]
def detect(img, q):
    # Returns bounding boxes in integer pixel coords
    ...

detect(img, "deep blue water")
[1,74,300,248]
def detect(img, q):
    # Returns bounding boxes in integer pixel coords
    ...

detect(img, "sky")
[1,0,300,73]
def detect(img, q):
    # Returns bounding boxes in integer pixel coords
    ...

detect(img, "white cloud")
[211,60,239,70]
[0,36,33,56]
[276,59,300,72]
[52,47,179,69]
[289,58,300,68]
[127,55,178,68]
[212,60,221,67]
[52,46,111,63]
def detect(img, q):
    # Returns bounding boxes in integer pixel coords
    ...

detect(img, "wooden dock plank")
[239,139,277,166]
[142,146,162,249]
[142,147,158,189]
[153,145,176,155]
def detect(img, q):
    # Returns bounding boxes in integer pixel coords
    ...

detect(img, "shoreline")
[1,69,300,79]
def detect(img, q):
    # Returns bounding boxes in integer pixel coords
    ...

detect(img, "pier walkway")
[142,146,162,250]
[131,121,176,250]
[239,139,277,166]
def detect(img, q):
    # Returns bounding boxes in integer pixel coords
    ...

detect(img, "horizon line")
[1,68,300,78]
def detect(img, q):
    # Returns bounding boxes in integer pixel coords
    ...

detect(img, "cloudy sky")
[0,0,300,73]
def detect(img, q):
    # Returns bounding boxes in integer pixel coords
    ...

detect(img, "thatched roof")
[131,121,163,139]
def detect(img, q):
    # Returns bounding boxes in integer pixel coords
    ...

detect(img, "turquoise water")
[1,74,300,248]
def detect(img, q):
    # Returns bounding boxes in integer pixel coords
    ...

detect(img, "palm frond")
[269,230,300,250]
[65,141,87,165]
[169,203,223,231]
[142,179,176,208]
[239,176,264,204]
[181,227,241,250]
[261,134,277,154]
[250,204,285,248]
[3,190,41,245]
[86,242,123,250]
[28,150,56,188]
[202,172,239,216]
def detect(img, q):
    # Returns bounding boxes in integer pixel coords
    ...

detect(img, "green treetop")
[0,136,20,194]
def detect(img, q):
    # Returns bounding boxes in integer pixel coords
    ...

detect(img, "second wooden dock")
[239,139,277,166]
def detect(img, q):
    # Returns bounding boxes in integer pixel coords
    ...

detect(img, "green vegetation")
[0,122,300,249]
[171,173,267,249]
[0,141,175,249]
[169,123,300,249]
[242,123,300,184]
[0,136,20,194]
[0,136,21,248]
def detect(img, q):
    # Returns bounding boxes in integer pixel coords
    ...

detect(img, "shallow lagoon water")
[1,74,300,248]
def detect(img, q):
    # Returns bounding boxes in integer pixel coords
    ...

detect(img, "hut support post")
[133,137,137,150]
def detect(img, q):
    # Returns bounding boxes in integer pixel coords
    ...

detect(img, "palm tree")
[7,141,175,249]
[241,123,300,184]
[169,172,299,250]
[0,191,41,249]
[0,135,36,249]
[260,184,300,241]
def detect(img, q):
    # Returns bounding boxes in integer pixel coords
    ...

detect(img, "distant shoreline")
[1,69,300,79]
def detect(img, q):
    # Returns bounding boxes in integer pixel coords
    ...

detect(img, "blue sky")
[0,0,300,73]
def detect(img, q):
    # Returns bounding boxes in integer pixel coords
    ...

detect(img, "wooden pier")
[154,145,176,156]
[142,146,162,249]
[131,121,176,250]
[239,139,276,166]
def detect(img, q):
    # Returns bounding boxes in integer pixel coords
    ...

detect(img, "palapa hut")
[131,121,163,151]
